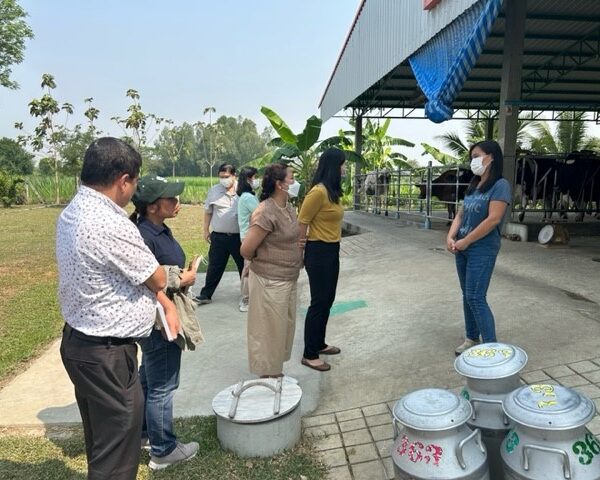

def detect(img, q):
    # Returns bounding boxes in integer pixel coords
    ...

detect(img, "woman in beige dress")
[240,163,303,377]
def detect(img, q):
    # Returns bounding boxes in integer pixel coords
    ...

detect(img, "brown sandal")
[301,358,331,371]
[319,345,341,355]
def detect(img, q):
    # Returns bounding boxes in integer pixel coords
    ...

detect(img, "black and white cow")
[418,167,474,224]
[356,170,391,214]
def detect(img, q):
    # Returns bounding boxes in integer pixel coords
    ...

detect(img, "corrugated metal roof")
[319,0,481,120]
[320,0,600,120]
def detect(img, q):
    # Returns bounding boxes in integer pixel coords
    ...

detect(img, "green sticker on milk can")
[460,388,470,400]
[505,430,519,453]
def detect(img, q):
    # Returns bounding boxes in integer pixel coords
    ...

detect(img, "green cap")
[132,175,185,205]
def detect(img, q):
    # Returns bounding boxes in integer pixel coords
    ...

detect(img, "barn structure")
[319,0,600,235]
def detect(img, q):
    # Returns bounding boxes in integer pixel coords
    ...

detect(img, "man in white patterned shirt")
[57,137,179,480]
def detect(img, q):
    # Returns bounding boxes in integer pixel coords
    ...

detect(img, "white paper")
[156,302,175,342]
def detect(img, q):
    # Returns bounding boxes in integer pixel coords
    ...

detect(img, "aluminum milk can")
[455,342,528,479]
[392,388,490,480]
[501,384,600,480]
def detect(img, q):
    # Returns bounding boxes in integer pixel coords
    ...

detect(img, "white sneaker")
[455,338,481,356]
[148,441,199,470]
[239,298,249,312]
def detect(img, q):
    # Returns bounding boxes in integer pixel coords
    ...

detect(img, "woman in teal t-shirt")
[447,140,512,355]
[237,167,259,312]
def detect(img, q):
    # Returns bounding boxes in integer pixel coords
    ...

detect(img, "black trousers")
[200,231,244,299]
[60,326,144,480]
[303,240,340,359]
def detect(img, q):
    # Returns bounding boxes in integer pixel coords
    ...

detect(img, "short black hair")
[236,166,258,196]
[311,147,345,203]
[466,140,504,195]
[81,137,142,187]
[218,163,236,175]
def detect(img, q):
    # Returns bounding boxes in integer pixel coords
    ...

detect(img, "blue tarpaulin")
[409,0,503,123]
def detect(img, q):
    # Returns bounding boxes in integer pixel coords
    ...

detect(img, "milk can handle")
[522,443,571,480]
[469,397,510,426]
[391,413,403,439]
[456,428,485,469]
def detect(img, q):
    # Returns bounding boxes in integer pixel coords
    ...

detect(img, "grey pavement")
[1,211,600,473]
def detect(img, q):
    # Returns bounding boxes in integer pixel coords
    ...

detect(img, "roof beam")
[499,12,600,23]
[521,25,600,97]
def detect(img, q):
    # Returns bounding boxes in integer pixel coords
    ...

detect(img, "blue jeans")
[139,328,182,458]
[455,251,498,343]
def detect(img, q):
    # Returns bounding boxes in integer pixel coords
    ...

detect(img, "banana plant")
[257,106,361,202]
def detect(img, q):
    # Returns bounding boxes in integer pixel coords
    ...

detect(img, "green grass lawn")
[0,205,322,478]
[0,203,236,384]
[0,416,326,480]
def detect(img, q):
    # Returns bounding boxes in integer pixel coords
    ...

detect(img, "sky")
[2,0,598,165]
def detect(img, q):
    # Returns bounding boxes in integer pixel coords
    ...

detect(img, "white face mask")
[470,156,488,176]
[220,177,234,189]
[287,180,301,198]
[251,178,261,189]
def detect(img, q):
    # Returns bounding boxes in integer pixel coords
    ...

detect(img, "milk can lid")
[503,384,595,430]
[212,377,302,424]
[454,343,528,379]
[393,388,472,431]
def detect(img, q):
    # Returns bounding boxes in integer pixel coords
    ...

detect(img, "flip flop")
[301,358,331,372]
[319,345,341,355]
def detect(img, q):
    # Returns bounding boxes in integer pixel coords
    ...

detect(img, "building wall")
[320,0,481,121]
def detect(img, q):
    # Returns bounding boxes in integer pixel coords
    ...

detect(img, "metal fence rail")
[353,162,471,228]
[354,157,600,227]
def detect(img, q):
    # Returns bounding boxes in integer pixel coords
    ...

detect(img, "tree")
[213,116,268,168]
[258,106,362,203]
[196,107,225,184]
[154,122,195,177]
[60,98,101,183]
[0,0,34,89]
[427,113,535,165]
[0,170,24,207]
[526,112,600,154]
[20,74,73,204]
[0,136,33,174]
[112,89,165,162]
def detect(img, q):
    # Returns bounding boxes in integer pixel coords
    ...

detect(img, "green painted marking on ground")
[300,300,367,317]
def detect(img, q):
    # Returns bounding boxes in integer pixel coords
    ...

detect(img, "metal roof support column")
[353,113,363,211]
[485,117,494,140]
[497,0,526,187]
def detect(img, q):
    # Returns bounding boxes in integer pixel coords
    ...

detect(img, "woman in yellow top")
[298,148,346,371]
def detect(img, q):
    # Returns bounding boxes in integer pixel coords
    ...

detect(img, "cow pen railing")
[513,153,600,222]
[353,153,600,227]
[353,162,471,229]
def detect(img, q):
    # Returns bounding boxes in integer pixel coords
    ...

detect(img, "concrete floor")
[0,211,599,429]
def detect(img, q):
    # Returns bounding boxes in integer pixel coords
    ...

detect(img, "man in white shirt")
[56,137,179,480]
[193,163,244,304]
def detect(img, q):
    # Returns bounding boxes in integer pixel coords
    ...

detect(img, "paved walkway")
[1,211,599,479]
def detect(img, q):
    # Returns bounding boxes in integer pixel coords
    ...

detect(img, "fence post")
[425,161,432,229]
[395,166,401,219]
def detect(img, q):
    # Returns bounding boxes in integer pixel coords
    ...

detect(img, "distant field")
[0,204,230,384]
[23,176,217,205]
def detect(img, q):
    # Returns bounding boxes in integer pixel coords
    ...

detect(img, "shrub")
[0,170,25,207]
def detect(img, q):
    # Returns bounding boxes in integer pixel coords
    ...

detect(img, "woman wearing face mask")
[237,166,260,312]
[447,140,512,355]
[194,163,245,306]
[240,164,303,377]
[298,148,346,372]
